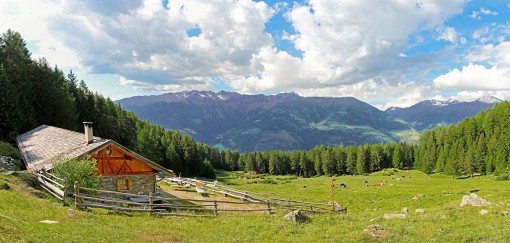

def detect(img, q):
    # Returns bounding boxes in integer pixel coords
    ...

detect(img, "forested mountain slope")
[415,101,510,176]
[386,97,500,131]
[118,91,419,151]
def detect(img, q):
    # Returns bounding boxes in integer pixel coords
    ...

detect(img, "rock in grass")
[68,209,75,217]
[284,209,308,223]
[460,193,490,207]
[415,209,426,213]
[479,209,489,215]
[412,194,424,200]
[383,214,406,219]
[402,208,409,214]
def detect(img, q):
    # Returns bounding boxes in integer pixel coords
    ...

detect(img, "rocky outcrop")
[0,156,17,171]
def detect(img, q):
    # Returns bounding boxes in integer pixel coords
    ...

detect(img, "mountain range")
[117,91,419,152]
[385,96,501,131]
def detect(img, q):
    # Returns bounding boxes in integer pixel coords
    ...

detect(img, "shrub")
[260,178,277,184]
[51,157,100,189]
[0,141,21,159]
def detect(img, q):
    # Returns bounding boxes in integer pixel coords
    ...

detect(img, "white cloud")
[480,8,498,16]
[1,0,472,105]
[232,0,466,94]
[433,63,510,90]
[437,27,458,43]
[470,7,498,20]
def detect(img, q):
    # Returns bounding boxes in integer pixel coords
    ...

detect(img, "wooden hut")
[17,122,174,195]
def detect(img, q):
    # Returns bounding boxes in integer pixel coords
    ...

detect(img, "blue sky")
[1,0,510,109]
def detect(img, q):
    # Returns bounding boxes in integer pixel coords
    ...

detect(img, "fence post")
[149,192,153,213]
[287,199,291,209]
[74,181,79,206]
[63,179,68,206]
[213,200,218,217]
[266,200,272,215]
[309,205,314,214]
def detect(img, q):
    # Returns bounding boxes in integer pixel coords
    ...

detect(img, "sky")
[1,0,509,109]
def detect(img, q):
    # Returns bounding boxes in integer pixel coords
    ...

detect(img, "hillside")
[2,171,510,242]
[118,91,419,151]
[385,97,500,132]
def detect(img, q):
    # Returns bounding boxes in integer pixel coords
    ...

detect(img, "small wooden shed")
[17,123,174,195]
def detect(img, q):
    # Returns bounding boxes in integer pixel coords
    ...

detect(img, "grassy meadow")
[1,170,510,242]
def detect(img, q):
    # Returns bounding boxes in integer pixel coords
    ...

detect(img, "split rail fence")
[34,172,344,216]
[72,182,275,217]
[165,177,345,214]
[35,171,68,205]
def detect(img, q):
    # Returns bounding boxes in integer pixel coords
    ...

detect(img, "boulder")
[460,193,490,207]
[415,209,426,213]
[283,209,308,223]
[383,214,406,219]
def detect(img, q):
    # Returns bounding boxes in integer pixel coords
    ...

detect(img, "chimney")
[83,122,94,144]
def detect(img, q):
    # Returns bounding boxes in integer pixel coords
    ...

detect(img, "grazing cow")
[402,175,406,178]
[397,178,402,181]
[373,182,383,187]
[364,180,368,184]
[303,185,307,188]
[339,183,347,188]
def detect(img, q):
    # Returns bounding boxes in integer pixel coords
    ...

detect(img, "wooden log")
[152,212,214,218]
[74,181,80,206]
[149,192,153,212]
[43,171,65,182]
[217,208,275,212]
[38,173,64,188]
[154,204,215,209]
[78,195,148,206]
[40,183,63,200]
[62,180,68,206]
[213,200,218,217]
[36,176,64,198]
[78,187,151,198]
[75,203,153,212]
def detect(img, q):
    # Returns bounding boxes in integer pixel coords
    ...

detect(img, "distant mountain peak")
[476,96,501,104]
[385,96,499,132]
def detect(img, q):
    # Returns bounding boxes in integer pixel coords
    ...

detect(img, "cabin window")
[116,178,133,191]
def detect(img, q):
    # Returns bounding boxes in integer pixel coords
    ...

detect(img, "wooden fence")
[165,176,345,214]
[35,171,68,205]
[73,182,275,217]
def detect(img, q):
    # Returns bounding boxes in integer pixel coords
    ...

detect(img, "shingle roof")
[16,125,173,176]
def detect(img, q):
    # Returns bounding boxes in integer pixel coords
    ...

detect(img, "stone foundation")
[99,174,156,195]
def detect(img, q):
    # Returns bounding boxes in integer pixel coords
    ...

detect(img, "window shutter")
[128,179,133,190]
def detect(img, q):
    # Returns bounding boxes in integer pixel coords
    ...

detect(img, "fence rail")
[73,182,275,217]
[35,171,68,205]
[165,176,345,214]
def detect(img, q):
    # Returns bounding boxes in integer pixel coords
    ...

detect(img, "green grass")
[1,170,510,242]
